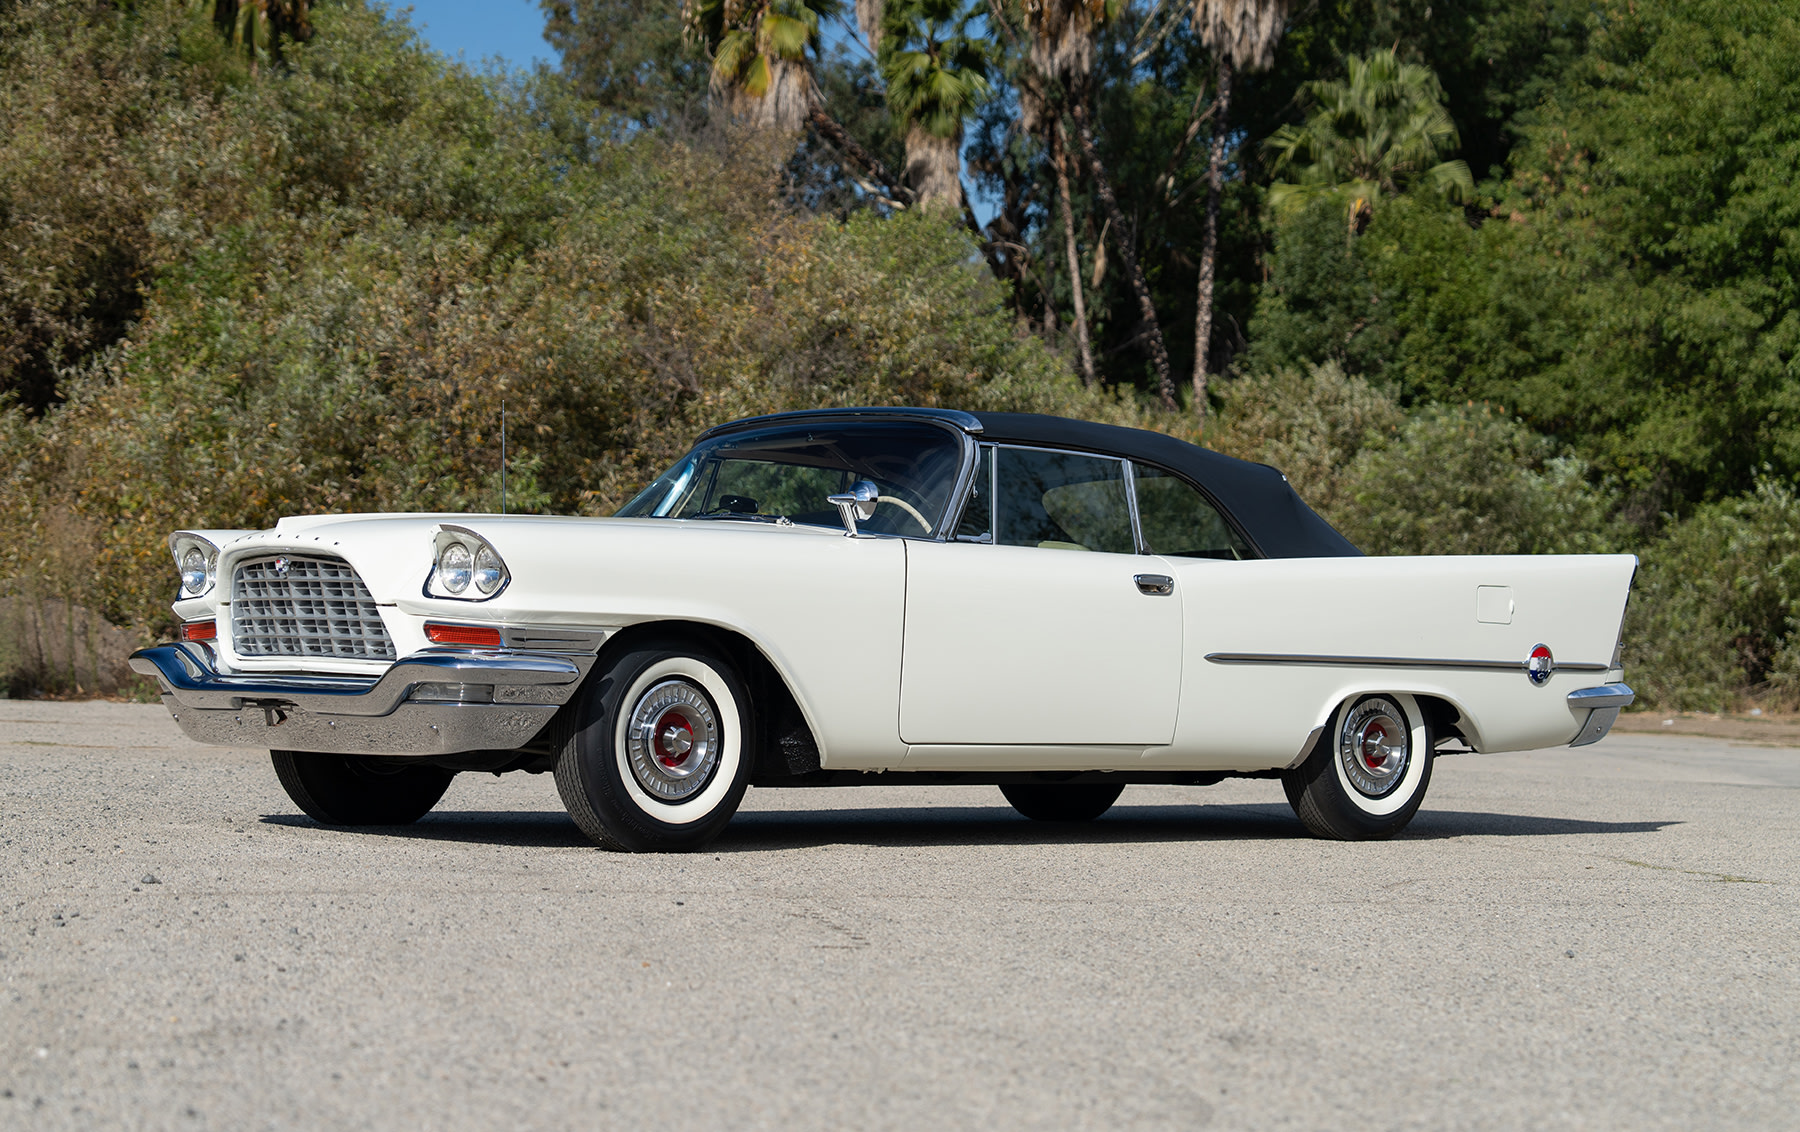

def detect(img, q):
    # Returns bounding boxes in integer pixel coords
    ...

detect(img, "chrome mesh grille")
[231,555,395,660]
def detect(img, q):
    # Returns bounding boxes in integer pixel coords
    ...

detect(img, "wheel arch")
[1305,684,1483,753]
[589,619,824,777]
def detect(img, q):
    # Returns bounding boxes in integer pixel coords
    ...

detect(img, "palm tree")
[684,0,916,205]
[682,0,837,132]
[878,1,993,213]
[1189,0,1288,420]
[1021,0,1176,407]
[1263,48,1475,228]
[856,0,886,48]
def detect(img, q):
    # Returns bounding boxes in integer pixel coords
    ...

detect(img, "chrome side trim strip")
[1203,652,1612,673]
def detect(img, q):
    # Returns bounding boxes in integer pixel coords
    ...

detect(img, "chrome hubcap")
[1338,698,1410,798]
[625,679,721,802]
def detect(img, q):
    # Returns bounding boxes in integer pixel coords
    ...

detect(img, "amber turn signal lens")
[180,620,216,641]
[424,623,503,648]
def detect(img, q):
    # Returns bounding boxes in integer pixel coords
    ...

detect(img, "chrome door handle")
[1134,574,1174,596]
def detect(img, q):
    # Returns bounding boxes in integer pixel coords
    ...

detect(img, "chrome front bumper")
[1567,683,1635,747]
[129,641,599,756]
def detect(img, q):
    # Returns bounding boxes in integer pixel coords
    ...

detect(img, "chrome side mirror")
[826,479,880,537]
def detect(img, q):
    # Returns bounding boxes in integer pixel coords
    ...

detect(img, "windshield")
[616,421,966,537]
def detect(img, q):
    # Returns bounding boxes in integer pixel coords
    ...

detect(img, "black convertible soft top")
[700,408,1361,558]
[970,413,1360,559]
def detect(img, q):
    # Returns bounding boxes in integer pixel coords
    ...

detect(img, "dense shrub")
[1207,361,1404,518]
[1333,402,1623,557]
[1210,365,1619,557]
[0,0,1125,642]
[1626,480,1800,711]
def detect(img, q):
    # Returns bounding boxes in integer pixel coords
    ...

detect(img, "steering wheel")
[876,494,933,534]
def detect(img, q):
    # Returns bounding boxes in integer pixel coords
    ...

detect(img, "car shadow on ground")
[258,804,1679,851]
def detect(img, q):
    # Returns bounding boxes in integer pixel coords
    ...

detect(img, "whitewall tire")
[1281,693,1433,840]
[555,638,754,852]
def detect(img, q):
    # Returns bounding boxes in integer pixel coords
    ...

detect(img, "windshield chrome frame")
[933,428,983,542]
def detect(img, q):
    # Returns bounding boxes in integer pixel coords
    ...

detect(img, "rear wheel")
[1000,782,1125,822]
[271,750,454,826]
[554,638,754,852]
[1281,693,1432,841]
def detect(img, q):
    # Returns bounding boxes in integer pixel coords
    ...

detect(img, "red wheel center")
[654,710,694,767]
[1361,723,1388,769]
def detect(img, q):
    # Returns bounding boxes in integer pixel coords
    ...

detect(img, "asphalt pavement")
[2,700,1796,1130]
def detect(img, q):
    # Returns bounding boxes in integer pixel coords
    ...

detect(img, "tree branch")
[1067,107,1178,410]
[806,106,915,208]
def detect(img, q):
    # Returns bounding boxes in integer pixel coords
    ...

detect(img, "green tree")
[0,0,1115,649]
[1243,194,1396,379]
[540,0,709,128]
[1334,402,1618,557]
[1262,47,1473,230]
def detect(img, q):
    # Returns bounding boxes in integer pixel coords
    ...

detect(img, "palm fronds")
[1263,47,1474,229]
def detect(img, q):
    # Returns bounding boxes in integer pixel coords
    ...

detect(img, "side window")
[1133,465,1251,560]
[993,447,1135,553]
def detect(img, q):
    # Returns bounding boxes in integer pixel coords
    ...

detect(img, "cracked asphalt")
[2,700,1796,1130]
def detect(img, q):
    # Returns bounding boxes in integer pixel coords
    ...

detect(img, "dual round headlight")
[180,548,210,595]
[434,533,507,598]
[172,537,218,598]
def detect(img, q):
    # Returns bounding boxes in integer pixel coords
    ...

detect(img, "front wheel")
[1281,693,1433,841]
[1000,782,1125,822]
[554,638,754,852]
[271,750,454,826]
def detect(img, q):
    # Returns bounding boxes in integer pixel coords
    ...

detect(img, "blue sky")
[390,1,870,72]
[385,1,555,71]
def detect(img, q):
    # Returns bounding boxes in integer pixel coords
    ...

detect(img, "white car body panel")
[174,513,1633,774]
[899,541,1182,747]
[195,515,909,769]
[1155,553,1635,769]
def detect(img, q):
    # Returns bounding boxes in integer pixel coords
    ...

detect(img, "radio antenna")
[500,403,508,515]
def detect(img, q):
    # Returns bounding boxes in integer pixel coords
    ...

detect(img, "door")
[899,445,1183,746]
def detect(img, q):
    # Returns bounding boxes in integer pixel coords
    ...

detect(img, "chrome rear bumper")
[129,641,599,756]
[1567,683,1635,747]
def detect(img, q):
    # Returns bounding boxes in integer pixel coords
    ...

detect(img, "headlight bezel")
[425,525,511,602]
[168,533,221,599]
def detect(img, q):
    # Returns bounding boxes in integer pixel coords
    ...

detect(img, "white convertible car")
[131,408,1636,850]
